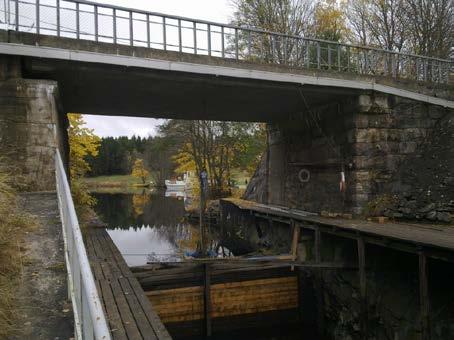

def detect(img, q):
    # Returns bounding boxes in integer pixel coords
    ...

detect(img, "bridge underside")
[23,57,356,122]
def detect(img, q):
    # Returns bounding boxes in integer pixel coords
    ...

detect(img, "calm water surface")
[94,190,251,266]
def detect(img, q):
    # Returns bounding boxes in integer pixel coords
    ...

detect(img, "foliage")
[68,114,100,218]
[314,0,349,42]
[231,0,315,62]
[86,135,148,177]
[165,120,265,197]
[0,159,35,337]
[346,0,453,58]
[67,114,100,179]
[131,159,150,185]
[365,194,398,217]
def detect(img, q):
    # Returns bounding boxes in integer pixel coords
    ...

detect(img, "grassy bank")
[0,167,35,337]
[82,174,153,188]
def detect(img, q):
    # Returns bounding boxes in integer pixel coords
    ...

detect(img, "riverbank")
[82,174,153,188]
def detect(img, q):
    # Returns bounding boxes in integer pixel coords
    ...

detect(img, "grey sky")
[83,0,234,138]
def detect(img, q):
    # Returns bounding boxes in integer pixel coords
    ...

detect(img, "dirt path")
[10,192,74,339]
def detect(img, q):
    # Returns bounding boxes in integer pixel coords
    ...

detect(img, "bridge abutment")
[0,71,67,191]
[247,93,454,221]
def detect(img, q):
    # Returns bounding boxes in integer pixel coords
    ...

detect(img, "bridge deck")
[221,198,454,260]
[85,228,171,340]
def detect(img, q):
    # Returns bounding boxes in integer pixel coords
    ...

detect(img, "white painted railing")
[55,151,111,340]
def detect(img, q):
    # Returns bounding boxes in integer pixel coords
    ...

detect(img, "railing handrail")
[61,0,453,64]
[55,150,111,340]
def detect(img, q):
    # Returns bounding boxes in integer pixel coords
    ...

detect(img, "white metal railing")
[55,150,111,340]
[0,0,452,84]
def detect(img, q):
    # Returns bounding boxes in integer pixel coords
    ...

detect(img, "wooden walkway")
[221,198,454,261]
[85,228,172,340]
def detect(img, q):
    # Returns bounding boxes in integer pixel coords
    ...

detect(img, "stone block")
[398,142,418,154]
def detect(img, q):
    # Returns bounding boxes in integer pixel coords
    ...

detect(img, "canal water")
[93,190,292,267]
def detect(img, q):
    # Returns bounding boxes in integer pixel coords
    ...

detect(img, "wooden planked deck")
[222,198,454,255]
[85,228,172,340]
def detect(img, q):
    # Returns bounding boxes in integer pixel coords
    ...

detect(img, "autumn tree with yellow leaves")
[131,159,150,185]
[67,113,100,217]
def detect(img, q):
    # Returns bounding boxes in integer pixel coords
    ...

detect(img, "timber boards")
[85,228,171,340]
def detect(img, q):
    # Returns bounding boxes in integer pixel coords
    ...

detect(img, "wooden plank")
[203,263,212,337]
[221,198,454,253]
[110,279,143,340]
[128,278,172,340]
[419,252,430,340]
[357,237,368,338]
[99,280,127,340]
[118,277,158,340]
[290,220,300,261]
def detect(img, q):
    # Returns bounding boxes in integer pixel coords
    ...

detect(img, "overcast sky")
[83,0,234,138]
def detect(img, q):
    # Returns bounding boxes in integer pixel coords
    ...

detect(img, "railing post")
[283,36,287,64]
[247,30,251,58]
[178,19,182,53]
[193,21,197,54]
[207,24,211,56]
[15,0,18,31]
[295,38,299,66]
[316,42,321,69]
[423,59,427,82]
[112,8,116,44]
[76,2,80,39]
[146,13,150,48]
[337,44,341,71]
[129,11,133,46]
[328,45,332,69]
[36,0,40,34]
[163,17,166,50]
[221,26,225,58]
[347,46,351,72]
[94,5,98,42]
[306,41,310,68]
[56,0,60,36]
[235,28,239,60]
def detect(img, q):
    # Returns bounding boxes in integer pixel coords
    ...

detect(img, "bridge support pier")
[246,93,454,221]
[0,69,67,190]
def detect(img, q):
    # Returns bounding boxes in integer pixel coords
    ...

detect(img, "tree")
[231,0,315,63]
[347,0,409,52]
[67,114,100,179]
[167,120,265,197]
[131,159,150,185]
[314,0,349,42]
[67,114,100,216]
[405,0,454,58]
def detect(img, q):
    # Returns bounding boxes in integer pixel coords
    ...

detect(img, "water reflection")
[93,190,292,267]
[93,191,232,266]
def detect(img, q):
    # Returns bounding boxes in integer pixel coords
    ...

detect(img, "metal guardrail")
[0,0,452,83]
[55,151,111,340]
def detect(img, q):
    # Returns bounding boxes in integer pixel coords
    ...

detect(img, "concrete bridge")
[1,0,454,217]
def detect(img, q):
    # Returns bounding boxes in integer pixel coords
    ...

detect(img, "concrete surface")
[10,192,73,340]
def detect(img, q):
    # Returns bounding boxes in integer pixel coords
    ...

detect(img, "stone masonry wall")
[0,78,66,191]
[351,95,453,221]
[245,93,454,220]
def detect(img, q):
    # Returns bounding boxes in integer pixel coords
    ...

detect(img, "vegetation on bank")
[0,161,35,337]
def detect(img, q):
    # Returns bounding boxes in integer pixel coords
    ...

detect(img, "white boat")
[165,172,191,191]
